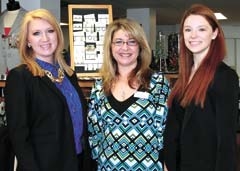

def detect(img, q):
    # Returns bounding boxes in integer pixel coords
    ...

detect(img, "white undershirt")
[3,9,20,27]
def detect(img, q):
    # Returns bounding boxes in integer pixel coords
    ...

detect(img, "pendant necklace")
[121,90,126,100]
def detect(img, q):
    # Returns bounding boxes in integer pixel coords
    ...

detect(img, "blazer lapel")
[41,76,66,102]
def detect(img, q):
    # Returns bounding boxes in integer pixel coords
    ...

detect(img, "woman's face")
[27,18,58,63]
[111,29,140,70]
[183,14,218,58]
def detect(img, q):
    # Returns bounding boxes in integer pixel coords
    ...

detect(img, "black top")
[108,94,137,114]
[172,99,185,171]
[163,62,239,171]
[7,0,20,11]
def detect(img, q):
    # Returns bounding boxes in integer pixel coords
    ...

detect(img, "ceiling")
[61,0,240,26]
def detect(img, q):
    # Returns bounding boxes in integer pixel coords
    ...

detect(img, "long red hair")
[168,4,226,108]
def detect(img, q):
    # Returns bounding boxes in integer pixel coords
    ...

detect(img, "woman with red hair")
[163,4,239,171]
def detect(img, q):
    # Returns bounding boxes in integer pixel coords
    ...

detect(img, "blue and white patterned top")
[88,73,170,171]
[36,59,83,154]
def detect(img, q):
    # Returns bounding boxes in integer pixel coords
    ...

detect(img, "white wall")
[222,25,240,38]
[1,0,40,11]
[222,25,240,76]
[127,8,156,49]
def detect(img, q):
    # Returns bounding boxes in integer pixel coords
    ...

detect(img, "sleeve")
[152,73,170,163]
[5,69,40,171]
[213,68,239,171]
[87,80,103,160]
[163,105,179,171]
[154,73,170,147]
[159,74,171,123]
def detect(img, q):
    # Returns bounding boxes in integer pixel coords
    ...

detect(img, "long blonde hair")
[101,18,153,95]
[18,8,73,76]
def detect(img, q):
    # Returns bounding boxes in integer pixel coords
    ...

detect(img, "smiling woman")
[87,18,170,171]
[164,4,239,171]
[27,18,58,64]
[4,8,92,171]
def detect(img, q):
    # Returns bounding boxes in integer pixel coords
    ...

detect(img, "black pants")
[77,152,84,170]
[0,126,14,171]
[77,151,97,171]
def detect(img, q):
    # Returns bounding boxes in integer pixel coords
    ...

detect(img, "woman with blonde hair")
[87,18,170,171]
[5,9,90,171]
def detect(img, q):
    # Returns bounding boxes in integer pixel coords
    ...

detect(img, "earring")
[28,42,31,48]
[212,35,217,40]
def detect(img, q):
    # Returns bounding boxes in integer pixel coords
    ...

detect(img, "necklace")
[121,90,126,100]
[44,68,65,83]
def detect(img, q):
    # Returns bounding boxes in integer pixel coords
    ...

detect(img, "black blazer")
[164,62,239,171]
[4,64,89,171]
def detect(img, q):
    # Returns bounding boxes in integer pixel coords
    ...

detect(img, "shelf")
[0,81,5,87]
[0,80,93,100]
[0,80,93,88]
[0,74,178,88]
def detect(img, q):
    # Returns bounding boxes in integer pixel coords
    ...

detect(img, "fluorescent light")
[214,13,227,20]
[60,22,68,26]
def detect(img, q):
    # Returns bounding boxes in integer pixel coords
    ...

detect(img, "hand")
[164,162,168,171]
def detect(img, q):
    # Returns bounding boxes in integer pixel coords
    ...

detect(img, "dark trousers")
[77,152,84,171]
[0,126,14,171]
[78,151,97,171]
